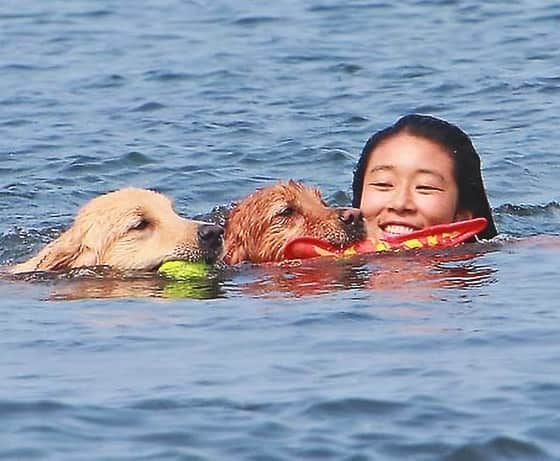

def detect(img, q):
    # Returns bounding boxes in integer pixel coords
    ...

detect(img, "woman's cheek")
[417,193,457,223]
[363,217,376,239]
[360,202,379,227]
[360,206,382,240]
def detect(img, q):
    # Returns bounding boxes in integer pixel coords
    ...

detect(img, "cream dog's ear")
[10,225,99,273]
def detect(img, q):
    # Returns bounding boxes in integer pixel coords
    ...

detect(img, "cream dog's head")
[9,188,223,273]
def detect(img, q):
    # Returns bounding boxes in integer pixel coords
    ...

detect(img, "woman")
[352,114,497,242]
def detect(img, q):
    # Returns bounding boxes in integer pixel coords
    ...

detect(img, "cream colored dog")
[8,188,223,273]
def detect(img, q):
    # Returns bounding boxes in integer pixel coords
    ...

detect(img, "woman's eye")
[417,185,442,193]
[370,182,392,189]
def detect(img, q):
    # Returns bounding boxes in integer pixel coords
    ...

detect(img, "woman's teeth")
[383,224,416,235]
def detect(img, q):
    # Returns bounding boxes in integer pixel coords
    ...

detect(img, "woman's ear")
[455,209,474,221]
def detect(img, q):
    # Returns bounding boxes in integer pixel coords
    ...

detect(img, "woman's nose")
[387,187,415,212]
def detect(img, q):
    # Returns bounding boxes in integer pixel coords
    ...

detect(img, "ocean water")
[1,1,560,459]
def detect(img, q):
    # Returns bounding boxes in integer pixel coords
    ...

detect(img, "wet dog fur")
[8,188,223,274]
[223,180,365,264]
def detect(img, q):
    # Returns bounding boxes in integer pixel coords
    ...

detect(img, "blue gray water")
[1,1,560,459]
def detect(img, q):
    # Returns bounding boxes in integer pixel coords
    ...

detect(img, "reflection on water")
[48,277,225,301]
[2,244,499,301]
[365,246,497,294]
[236,257,372,298]
[5,266,225,301]
[235,243,498,299]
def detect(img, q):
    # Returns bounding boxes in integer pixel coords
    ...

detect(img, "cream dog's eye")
[131,218,150,231]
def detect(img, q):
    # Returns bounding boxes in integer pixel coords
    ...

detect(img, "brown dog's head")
[223,180,365,264]
[9,188,223,273]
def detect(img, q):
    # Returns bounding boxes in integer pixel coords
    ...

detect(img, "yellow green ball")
[158,260,209,279]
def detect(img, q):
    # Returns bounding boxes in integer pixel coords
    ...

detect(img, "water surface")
[1,1,560,459]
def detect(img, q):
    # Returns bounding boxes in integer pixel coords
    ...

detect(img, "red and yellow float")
[283,217,488,260]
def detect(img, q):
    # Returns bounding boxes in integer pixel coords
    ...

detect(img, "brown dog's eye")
[277,206,295,218]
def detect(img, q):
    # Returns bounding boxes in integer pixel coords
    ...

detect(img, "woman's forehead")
[366,135,454,175]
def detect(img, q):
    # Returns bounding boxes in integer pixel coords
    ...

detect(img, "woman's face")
[360,132,471,242]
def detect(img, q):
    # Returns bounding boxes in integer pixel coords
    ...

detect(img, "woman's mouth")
[381,224,418,235]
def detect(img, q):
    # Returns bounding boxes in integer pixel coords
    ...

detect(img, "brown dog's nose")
[197,223,224,249]
[338,207,364,227]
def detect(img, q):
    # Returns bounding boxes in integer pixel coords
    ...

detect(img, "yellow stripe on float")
[427,235,439,246]
[376,242,391,252]
[403,239,423,249]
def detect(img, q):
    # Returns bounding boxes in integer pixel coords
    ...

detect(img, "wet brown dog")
[223,180,365,264]
[8,188,223,274]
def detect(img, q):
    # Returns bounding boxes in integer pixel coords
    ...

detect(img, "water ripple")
[495,201,560,217]
[2,0,560,459]
[131,102,166,112]
[232,16,285,26]
[144,70,197,82]
[303,397,406,418]
[443,436,550,461]
[0,399,69,417]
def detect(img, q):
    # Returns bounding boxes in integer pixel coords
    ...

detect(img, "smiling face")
[360,132,472,242]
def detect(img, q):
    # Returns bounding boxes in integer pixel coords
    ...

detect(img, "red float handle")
[283,217,488,260]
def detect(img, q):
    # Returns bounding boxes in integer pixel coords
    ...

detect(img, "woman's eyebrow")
[417,168,446,182]
[368,165,394,174]
[369,165,448,182]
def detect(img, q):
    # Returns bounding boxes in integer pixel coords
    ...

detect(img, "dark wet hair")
[352,114,497,240]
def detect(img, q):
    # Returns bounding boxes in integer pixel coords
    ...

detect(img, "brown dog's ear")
[223,242,249,265]
[223,224,249,264]
[223,208,250,265]
[12,225,99,273]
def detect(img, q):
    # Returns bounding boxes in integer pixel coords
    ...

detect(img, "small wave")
[120,151,156,166]
[444,435,550,461]
[493,202,560,236]
[143,70,197,82]
[291,310,375,327]
[0,226,62,265]
[205,203,233,227]
[342,115,369,125]
[0,399,70,417]
[60,152,157,175]
[329,189,352,206]
[66,9,112,19]
[303,397,406,418]
[0,118,33,127]
[231,16,284,26]
[0,63,43,72]
[391,64,439,80]
[329,63,363,74]
[130,102,166,112]
[495,201,560,217]
[129,397,277,413]
[308,3,391,13]
[80,73,126,89]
